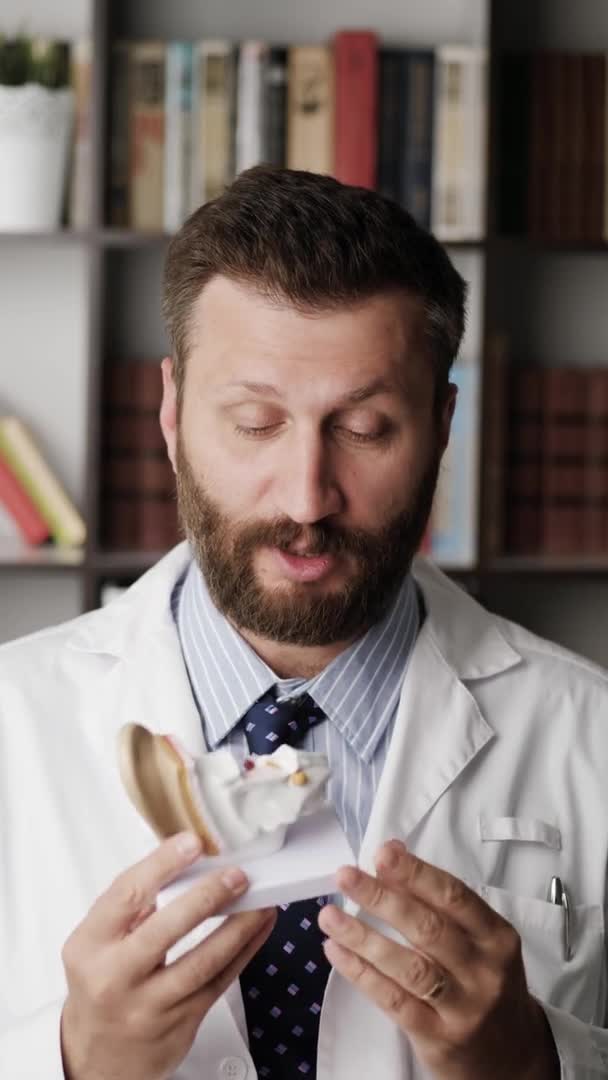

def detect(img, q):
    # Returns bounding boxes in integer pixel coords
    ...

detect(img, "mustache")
[225,516,384,559]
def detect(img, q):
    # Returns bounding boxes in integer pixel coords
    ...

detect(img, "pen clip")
[548,876,572,962]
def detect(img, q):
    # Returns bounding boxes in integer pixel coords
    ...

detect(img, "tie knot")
[243,689,325,754]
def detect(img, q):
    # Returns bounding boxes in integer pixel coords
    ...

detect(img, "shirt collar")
[173,559,420,764]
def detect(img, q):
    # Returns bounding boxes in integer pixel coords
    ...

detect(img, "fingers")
[88,832,204,943]
[155,907,277,1007]
[319,904,453,1007]
[125,866,253,979]
[322,938,436,1037]
[374,841,503,940]
[334,866,473,976]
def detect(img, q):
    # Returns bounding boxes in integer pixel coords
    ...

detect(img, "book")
[401,51,435,228]
[505,368,544,554]
[130,41,166,230]
[377,49,404,204]
[582,53,606,243]
[262,46,288,167]
[287,45,334,174]
[235,41,268,174]
[164,42,194,232]
[333,30,378,189]
[190,40,235,210]
[584,369,608,552]
[0,418,86,547]
[431,45,488,241]
[540,368,587,554]
[481,333,509,559]
[102,363,179,551]
[67,38,93,228]
[109,41,131,226]
[430,356,481,568]
[0,450,50,545]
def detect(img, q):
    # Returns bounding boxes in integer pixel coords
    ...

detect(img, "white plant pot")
[0,83,75,231]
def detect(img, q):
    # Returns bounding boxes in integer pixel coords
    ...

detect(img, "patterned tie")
[239,688,332,1079]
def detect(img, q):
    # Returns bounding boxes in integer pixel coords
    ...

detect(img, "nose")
[274,428,344,524]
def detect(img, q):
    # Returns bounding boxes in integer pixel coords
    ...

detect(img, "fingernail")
[176,831,202,857]
[221,867,248,892]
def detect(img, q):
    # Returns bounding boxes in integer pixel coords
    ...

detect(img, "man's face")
[161,276,455,646]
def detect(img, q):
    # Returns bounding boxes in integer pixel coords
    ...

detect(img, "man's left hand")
[318,839,560,1080]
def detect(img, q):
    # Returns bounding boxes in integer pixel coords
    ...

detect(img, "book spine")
[287,45,334,174]
[584,53,606,243]
[129,41,166,230]
[67,38,92,228]
[333,30,378,189]
[541,369,587,555]
[164,42,194,232]
[430,357,481,567]
[563,53,584,242]
[584,369,608,552]
[236,41,267,174]
[192,41,236,206]
[262,46,288,167]
[506,368,543,554]
[102,363,179,551]
[432,46,487,241]
[109,41,131,226]
[401,50,435,228]
[548,53,564,241]
[377,49,405,203]
[0,418,86,547]
[481,332,509,558]
[0,451,50,545]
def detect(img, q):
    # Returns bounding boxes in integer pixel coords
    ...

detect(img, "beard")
[175,434,440,646]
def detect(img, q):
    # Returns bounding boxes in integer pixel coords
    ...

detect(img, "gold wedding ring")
[419,973,448,1002]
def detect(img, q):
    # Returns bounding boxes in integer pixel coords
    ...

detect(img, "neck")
[236,627,360,679]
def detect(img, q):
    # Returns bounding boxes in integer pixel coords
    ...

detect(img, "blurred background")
[0,0,607,666]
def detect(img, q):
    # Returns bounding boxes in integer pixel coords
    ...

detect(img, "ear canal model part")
[117,723,220,853]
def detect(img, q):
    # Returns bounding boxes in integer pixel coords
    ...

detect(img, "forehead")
[187,275,432,395]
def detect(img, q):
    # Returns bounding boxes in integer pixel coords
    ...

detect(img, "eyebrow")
[223,376,399,405]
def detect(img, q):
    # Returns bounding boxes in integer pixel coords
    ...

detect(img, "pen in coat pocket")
[548,875,572,962]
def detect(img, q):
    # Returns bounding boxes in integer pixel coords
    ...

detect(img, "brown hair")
[162,165,467,409]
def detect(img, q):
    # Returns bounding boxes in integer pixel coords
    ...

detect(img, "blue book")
[430,358,481,568]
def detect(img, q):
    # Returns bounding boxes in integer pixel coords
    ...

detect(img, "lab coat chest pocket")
[478,884,603,1024]
[476,815,604,1023]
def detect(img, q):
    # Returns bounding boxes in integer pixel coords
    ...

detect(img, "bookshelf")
[1,0,608,666]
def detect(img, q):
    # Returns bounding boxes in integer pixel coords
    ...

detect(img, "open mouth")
[271,547,338,582]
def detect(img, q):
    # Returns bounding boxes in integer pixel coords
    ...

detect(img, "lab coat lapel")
[69,543,207,757]
[357,563,522,876]
[357,624,495,873]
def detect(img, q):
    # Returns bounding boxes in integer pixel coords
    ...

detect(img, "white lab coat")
[0,542,606,1078]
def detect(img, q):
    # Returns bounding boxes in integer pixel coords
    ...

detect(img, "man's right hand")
[60,831,276,1080]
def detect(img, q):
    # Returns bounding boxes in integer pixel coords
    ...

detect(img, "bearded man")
[1,166,605,1080]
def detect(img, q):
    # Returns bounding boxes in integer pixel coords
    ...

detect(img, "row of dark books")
[506,367,608,555]
[109,34,487,241]
[101,363,179,550]
[497,51,607,243]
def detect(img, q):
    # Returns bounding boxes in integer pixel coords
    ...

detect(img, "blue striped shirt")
[172,557,420,855]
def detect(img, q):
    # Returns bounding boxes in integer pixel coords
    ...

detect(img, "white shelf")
[0,539,85,568]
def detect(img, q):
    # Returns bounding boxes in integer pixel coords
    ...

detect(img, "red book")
[333,31,378,189]
[0,450,50,545]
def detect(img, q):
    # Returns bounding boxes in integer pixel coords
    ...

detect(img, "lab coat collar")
[67,542,522,765]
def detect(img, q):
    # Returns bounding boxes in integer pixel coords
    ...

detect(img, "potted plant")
[0,35,74,230]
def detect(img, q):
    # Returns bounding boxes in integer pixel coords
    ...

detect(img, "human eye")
[333,411,394,445]
[234,422,282,438]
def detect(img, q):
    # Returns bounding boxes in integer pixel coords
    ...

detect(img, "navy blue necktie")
[239,688,331,1078]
